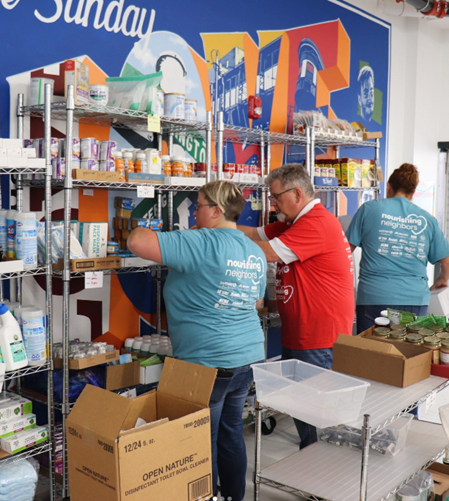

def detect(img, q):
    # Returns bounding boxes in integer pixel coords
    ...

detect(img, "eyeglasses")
[268,187,296,202]
[195,203,217,211]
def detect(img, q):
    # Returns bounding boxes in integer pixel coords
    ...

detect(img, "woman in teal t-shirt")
[128,180,266,501]
[346,163,449,333]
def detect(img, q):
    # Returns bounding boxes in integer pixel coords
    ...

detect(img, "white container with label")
[184,99,197,120]
[14,212,37,269]
[30,78,54,106]
[164,93,185,118]
[21,308,46,366]
[0,304,28,371]
[6,210,16,259]
[0,210,7,256]
[89,85,109,107]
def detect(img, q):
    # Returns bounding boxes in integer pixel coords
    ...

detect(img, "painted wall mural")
[0,0,390,346]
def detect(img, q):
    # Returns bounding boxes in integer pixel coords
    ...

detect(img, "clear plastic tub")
[317,413,414,455]
[251,360,370,428]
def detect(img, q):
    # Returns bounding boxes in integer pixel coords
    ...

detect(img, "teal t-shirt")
[346,197,449,305]
[157,228,266,368]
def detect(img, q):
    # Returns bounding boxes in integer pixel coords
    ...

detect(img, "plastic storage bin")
[251,359,370,428]
[317,413,414,455]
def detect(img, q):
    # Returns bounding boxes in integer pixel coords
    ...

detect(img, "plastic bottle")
[123,337,134,351]
[0,210,8,257]
[2,301,20,317]
[161,155,171,177]
[123,151,135,173]
[13,305,35,333]
[149,334,160,354]
[6,210,16,259]
[0,303,28,371]
[158,336,169,356]
[14,212,38,269]
[134,152,147,174]
[140,341,151,355]
[115,151,126,182]
[21,308,46,366]
[132,337,143,352]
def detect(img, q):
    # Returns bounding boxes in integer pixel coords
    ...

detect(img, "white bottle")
[21,308,46,366]
[132,337,143,352]
[0,303,28,371]
[123,338,134,351]
[149,334,160,354]
[0,210,8,257]
[14,212,38,269]
[158,336,169,356]
[140,341,151,355]
[6,210,16,259]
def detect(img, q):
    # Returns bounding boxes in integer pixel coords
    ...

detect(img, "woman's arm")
[430,256,449,290]
[127,227,163,264]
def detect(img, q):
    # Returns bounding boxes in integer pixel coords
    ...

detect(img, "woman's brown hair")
[388,163,419,196]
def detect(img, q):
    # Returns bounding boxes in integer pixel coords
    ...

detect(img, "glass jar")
[134,152,146,173]
[405,333,423,345]
[389,331,406,342]
[373,327,390,338]
[423,335,441,364]
[407,324,423,334]
[441,340,449,366]
[437,332,449,341]
[171,156,184,177]
[428,324,445,333]
[418,328,434,338]
[390,324,406,333]
[161,155,171,176]
[374,317,390,328]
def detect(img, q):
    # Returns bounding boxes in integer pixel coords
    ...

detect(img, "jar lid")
[428,324,445,332]
[136,152,146,159]
[390,331,406,339]
[380,310,389,318]
[390,324,406,332]
[161,155,170,160]
[419,328,434,337]
[373,327,390,336]
[172,156,184,161]
[374,317,390,327]
[123,151,133,158]
[441,340,449,349]
[406,333,423,343]
[115,151,123,158]
[437,332,449,340]
[407,325,423,333]
[423,335,441,346]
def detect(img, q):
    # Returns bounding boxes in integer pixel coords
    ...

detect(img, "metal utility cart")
[254,375,449,501]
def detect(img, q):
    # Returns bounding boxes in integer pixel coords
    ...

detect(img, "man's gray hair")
[265,164,314,198]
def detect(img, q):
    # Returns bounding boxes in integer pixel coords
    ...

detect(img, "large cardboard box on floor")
[66,358,217,501]
[332,333,431,387]
[427,462,449,501]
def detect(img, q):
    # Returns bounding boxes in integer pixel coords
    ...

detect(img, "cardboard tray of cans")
[317,413,414,456]
[54,349,120,369]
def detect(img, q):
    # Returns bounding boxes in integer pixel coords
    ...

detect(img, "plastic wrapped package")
[106,72,163,112]
[0,456,39,501]
[37,222,86,264]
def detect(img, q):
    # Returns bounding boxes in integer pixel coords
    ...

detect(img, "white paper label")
[425,392,436,412]
[85,271,103,289]
[83,189,94,197]
[137,185,155,198]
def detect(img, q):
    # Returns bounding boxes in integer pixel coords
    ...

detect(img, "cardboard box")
[1,425,48,454]
[64,59,89,105]
[106,361,140,390]
[54,256,121,271]
[363,131,383,140]
[121,256,158,267]
[427,463,449,501]
[164,176,206,186]
[0,259,24,273]
[54,350,120,370]
[332,333,432,387]
[67,358,217,501]
[431,363,449,378]
[79,222,108,258]
[72,169,122,182]
[126,172,164,184]
[140,363,164,385]
[314,176,338,186]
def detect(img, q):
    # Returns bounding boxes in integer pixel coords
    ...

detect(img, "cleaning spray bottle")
[0,303,28,371]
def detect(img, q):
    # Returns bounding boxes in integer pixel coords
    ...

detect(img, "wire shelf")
[314,186,380,192]
[0,166,46,174]
[0,442,52,469]
[52,265,166,278]
[0,266,47,280]
[4,362,50,382]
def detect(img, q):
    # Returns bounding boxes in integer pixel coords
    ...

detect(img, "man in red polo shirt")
[239,163,354,449]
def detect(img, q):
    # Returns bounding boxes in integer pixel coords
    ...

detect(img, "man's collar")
[291,199,320,224]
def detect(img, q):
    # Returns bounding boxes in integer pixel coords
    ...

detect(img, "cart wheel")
[261,416,276,435]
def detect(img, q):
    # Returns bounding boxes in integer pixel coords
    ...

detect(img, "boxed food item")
[340,158,357,187]
[317,413,413,456]
[333,334,432,387]
[251,359,369,428]
[64,59,89,105]
[0,424,48,454]
[67,358,217,501]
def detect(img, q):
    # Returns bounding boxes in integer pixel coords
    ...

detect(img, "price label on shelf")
[85,271,103,289]
[425,391,436,412]
[137,185,155,198]
[147,114,161,133]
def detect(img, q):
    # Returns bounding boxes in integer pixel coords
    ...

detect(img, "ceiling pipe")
[378,0,449,17]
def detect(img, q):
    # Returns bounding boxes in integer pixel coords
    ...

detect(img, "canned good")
[441,340,449,366]
[164,93,185,119]
[184,98,197,120]
[373,327,390,338]
[194,162,206,177]
[223,163,235,180]
[423,335,441,364]
[405,333,423,345]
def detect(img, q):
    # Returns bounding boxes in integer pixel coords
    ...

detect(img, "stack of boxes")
[0,393,48,455]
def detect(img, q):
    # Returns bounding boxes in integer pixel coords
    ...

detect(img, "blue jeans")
[282,347,333,449]
[209,365,254,501]
[356,304,428,334]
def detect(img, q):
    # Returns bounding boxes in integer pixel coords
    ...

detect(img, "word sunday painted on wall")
[1,0,155,38]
